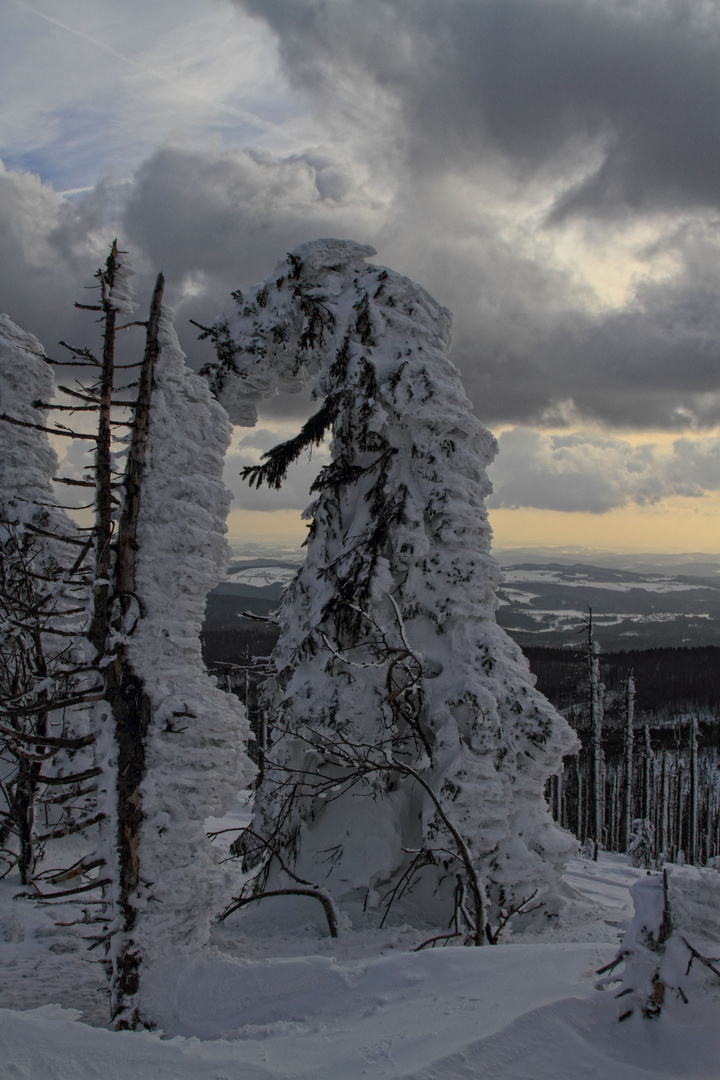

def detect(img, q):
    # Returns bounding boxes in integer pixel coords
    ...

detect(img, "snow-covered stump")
[203,239,578,940]
[597,865,720,1022]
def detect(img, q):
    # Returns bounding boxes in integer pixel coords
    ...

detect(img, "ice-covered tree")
[1,248,253,1028]
[107,306,253,1025]
[202,239,578,941]
[0,315,97,885]
[73,257,254,1027]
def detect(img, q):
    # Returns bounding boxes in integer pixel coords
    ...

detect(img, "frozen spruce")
[204,239,579,940]
[0,315,95,883]
[121,309,254,967]
[0,315,68,534]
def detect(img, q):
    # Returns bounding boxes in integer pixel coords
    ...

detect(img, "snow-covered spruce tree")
[61,255,254,1027]
[0,315,99,887]
[107,305,254,1025]
[202,239,578,941]
[2,247,252,1027]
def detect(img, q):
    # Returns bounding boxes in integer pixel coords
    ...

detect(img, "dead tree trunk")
[642,724,652,821]
[623,673,635,852]
[104,273,164,1029]
[587,612,604,859]
[689,717,698,866]
[676,761,684,861]
[660,750,669,858]
[88,245,120,659]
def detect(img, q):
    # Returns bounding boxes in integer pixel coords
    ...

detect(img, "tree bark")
[623,674,635,852]
[689,717,698,865]
[105,273,164,1029]
[587,613,604,859]
[88,245,119,659]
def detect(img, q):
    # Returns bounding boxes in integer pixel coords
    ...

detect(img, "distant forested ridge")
[526,645,720,730]
[204,623,720,729]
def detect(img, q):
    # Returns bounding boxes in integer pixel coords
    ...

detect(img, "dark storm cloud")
[117,144,720,431]
[119,143,384,371]
[4,147,720,516]
[121,145,371,287]
[5,145,720,432]
[0,165,92,349]
[236,0,720,218]
[0,165,159,365]
[451,262,720,430]
[384,201,720,430]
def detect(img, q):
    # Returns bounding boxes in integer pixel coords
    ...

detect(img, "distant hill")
[202,560,300,664]
[496,562,720,650]
[203,555,720,654]
[493,548,720,578]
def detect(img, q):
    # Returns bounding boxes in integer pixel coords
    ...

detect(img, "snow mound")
[667,864,720,955]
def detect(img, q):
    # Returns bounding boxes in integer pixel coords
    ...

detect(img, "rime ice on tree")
[2,260,253,1027]
[0,316,96,884]
[124,310,254,966]
[204,239,579,936]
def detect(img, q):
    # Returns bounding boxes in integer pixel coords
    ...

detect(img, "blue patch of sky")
[4,101,307,195]
[2,102,128,191]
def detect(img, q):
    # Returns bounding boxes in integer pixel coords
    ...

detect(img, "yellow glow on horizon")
[226,507,308,547]
[488,493,720,554]
[491,424,720,448]
[227,496,720,555]
[225,423,720,555]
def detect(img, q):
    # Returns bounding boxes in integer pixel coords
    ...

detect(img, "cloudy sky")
[3,0,720,554]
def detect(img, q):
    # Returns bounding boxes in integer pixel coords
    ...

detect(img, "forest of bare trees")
[543,620,720,867]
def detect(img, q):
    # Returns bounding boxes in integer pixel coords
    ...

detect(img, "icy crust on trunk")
[208,240,578,931]
[126,310,253,959]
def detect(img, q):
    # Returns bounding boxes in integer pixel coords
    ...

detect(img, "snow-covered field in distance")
[227,563,300,589]
[501,569,708,592]
[495,561,720,649]
[2,851,719,1079]
[210,550,720,650]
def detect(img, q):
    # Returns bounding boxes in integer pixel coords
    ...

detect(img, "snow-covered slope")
[1,854,718,1079]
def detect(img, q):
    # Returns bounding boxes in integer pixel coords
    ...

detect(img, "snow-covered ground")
[501,569,708,593]
[226,565,300,589]
[2,845,718,1079]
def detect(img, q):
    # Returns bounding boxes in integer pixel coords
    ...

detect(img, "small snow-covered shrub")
[627,818,655,869]
[598,864,720,1021]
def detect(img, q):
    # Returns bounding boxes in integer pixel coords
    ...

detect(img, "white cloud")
[0,0,302,191]
[488,428,720,513]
